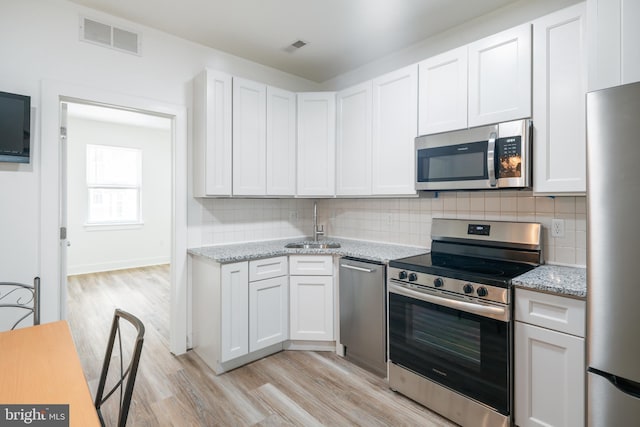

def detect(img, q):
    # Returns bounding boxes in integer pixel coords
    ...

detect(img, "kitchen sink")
[285,242,341,249]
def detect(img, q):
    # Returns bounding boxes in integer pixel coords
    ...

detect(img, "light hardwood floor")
[67,265,457,426]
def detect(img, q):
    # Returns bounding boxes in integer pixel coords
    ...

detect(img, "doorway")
[63,101,172,342]
[40,81,189,355]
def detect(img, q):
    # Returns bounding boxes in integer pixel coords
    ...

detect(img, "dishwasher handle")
[340,263,375,273]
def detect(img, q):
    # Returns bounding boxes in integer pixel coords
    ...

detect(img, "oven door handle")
[389,282,510,322]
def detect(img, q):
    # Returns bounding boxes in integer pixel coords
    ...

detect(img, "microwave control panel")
[496,136,522,178]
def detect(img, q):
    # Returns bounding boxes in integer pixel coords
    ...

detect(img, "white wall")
[0,0,321,323]
[66,116,171,275]
[321,0,581,90]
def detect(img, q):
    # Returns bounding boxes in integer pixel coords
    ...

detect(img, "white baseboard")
[67,256,170,276]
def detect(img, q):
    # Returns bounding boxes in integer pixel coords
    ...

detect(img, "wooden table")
[0,321,100,426]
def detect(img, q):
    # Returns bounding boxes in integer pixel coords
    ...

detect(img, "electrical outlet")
[551,219,565,238]
[288,210,298,222]
[386,213,394,225]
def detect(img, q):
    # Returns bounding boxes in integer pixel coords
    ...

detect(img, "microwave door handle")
[487,132,497,187]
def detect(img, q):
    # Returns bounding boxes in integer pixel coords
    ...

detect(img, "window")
[86,144,142,225]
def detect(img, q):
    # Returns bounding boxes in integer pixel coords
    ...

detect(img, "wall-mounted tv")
[0,91,31,164]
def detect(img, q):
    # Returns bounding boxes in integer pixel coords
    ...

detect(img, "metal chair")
[0,277,40,330]
[94,309,145,427]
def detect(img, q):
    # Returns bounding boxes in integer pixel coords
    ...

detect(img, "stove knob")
[398,271,408,280]
[433,278,444,288]
[408,273,418,282]
[477,287,489,297]
[463,284,474,294]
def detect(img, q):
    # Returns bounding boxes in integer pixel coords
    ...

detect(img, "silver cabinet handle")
[487,131,497,187]
[340,264,375,273]
[389,282,509,322]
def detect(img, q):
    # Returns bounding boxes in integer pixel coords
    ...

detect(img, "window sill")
[83,222,144,231]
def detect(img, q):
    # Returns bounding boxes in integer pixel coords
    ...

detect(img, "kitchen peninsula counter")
[189,237,428,264]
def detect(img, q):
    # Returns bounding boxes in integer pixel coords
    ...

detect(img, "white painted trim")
[41,79,189,355]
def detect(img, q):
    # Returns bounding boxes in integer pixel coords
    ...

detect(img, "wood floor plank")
[67,266,457,427]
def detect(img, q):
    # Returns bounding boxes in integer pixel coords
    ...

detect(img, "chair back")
[0,277,40,330]
[94,309,145,427]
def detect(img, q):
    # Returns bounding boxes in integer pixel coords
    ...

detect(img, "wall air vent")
[79,16,141,56]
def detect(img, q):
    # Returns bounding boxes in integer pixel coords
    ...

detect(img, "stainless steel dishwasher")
[339,257,386,377]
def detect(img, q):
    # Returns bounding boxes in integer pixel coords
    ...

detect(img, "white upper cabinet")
[588,0,640,91]
[468,23,532,127]
[418,46,468,135]
[371,65,418,196]
[297,92,336,196]
[533,3,587,194]
[233,78,267,196]
[193,69,233,197]
[336,81,373,196]
[266,87,296,196]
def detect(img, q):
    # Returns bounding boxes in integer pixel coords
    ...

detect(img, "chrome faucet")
[313,201,324,242]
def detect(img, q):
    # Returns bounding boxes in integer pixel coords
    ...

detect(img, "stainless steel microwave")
[415,119,532,191]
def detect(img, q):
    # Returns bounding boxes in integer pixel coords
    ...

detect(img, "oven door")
[388,281,511,415]
[415,139,496,191]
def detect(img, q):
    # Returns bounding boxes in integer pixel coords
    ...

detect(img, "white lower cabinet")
[289,255,334,341]
[191,255,289,374]
[220,262,249,362]
[515,289,585,427]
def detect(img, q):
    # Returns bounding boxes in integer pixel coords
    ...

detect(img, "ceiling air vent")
[284,39,308,53]
[80,16,141,56]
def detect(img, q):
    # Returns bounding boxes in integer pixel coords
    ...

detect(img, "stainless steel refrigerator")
[586,81,640,426]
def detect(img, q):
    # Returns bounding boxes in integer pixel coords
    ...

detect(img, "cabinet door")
[297,92,336,196]
[621,0,640,84]
[371,65,418,195]
[249,276,289,351]
[289,275,333,341]
[588,0,640,90]
[233,77,266,195]
[515,322,585,427]
[468,23,532,127]
[220,262,249,362]
[193,69,232,196]
[418,46,468,135]
[336,81,372,196]
[533,3,587,194]
[266,86,296,196]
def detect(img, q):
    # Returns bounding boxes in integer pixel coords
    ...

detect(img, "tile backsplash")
[198,198,314,244]
[318,192,586,267]
[196,192,586,267]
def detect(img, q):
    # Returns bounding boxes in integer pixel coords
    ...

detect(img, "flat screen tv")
[0,91,31,164]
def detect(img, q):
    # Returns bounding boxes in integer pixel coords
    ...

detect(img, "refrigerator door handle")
[588,367,640,399]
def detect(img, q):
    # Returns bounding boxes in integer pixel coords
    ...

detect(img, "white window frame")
[85,144,143,227]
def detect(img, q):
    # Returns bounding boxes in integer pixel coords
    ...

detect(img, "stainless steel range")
[387,218,542,427]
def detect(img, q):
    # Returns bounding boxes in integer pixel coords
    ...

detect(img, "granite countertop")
[188,237,428,264]
[512,264,586,299]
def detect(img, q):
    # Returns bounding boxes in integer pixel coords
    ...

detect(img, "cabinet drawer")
[289,255,333,276]
[515,288,585,337]
[249,256,288,282]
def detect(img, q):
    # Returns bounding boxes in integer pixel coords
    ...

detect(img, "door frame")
[41,80,189,355]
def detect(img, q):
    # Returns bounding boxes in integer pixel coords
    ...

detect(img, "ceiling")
[69,0,520,83]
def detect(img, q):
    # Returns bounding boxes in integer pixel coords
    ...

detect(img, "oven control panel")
[388,267,510,305]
